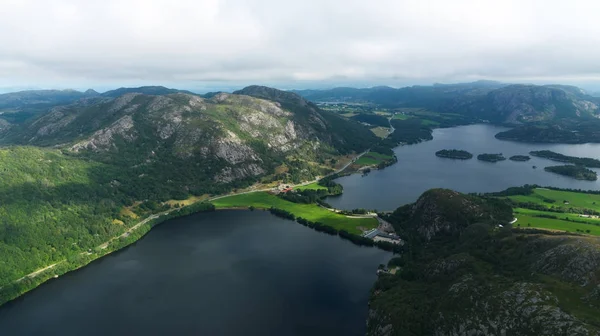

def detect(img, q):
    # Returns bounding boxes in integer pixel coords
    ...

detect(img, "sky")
[1,0,600,93]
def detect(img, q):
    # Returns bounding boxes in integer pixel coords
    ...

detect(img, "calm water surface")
[327,124,600,211]
[0,211,391,336]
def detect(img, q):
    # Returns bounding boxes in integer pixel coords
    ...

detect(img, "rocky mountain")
[0,86,377,196]
[294,82,600,124]
[368,189,600,335]
[465,84,600,123]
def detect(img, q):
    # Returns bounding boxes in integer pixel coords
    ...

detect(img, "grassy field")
[355,151,394,166]
[370,126,391,139]
[505,188,600,236]
[211,192,377,234]
[340,112,359,118]
[514,207,600,224]
[295,182,328,191]
[508,188,600,212]
[392,113,411,120]
[514,214,600,236]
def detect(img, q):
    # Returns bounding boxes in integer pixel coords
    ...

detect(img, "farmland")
[505,188,600,236]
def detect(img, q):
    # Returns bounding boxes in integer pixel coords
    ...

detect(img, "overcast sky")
[1,0,600,92]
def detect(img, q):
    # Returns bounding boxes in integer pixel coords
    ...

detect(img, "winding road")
[14,150,370,284]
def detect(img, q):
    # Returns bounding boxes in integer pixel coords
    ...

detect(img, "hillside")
[0,86,378,301]
[294,83,600,124]
[368,189,600,335]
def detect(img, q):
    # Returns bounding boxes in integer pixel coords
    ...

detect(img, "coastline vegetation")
[509,155,530,161]
[477,153,506,162]
[544,165,597,181]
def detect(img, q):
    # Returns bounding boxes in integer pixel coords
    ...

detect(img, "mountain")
[463,84,600,123]
[368,189,600,335]
[0,86,195,126]
[293,82,600,124]
[0,89,99,124]
[292,81,506,106]
[100,86,195,98]
[2,87,376,185]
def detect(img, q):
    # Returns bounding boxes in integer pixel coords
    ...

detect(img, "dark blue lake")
[327,124,600,211]
[0,211,391,336]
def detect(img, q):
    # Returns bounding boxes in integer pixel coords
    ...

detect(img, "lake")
[0,211,391,336]
[327,124,600,211]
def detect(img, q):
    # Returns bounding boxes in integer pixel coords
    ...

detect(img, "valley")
[2,83,600,335]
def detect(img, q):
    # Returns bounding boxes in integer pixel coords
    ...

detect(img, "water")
[327,124,600,211]
[0,211,391,336]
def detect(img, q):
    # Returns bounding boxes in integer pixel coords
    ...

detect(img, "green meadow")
[506,188,600,236]
[211,192,377,234]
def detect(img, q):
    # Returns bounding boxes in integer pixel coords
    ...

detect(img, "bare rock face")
[433,281,594,336]
[0,118,10,132]
[532,238,600,286]
[213,137,261,165]
[214,163,265,183]
[71,115,135,152]
[108,93,141,113]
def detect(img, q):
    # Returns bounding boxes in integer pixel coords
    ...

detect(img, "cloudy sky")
[1,0,599,92]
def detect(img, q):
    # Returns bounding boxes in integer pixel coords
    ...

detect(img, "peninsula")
[530,150,600,168]
[544,165,598,181]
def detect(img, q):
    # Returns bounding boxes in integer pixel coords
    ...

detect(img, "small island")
[509,155,531,162]
[477,153,506,162]
[435,149,473,160]
[530,150,600,168]
[544,165,597,181]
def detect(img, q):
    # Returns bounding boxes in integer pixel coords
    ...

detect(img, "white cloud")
[0,0,599,89]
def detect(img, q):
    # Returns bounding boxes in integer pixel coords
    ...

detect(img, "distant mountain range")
[0,86,196,124]
[293,81,600,124]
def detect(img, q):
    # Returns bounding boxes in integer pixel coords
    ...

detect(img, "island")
[509,155,531,162]
[435,149,473,160]
[544,165,597,181]
[477,153,506,162]
[530,150,600,168]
